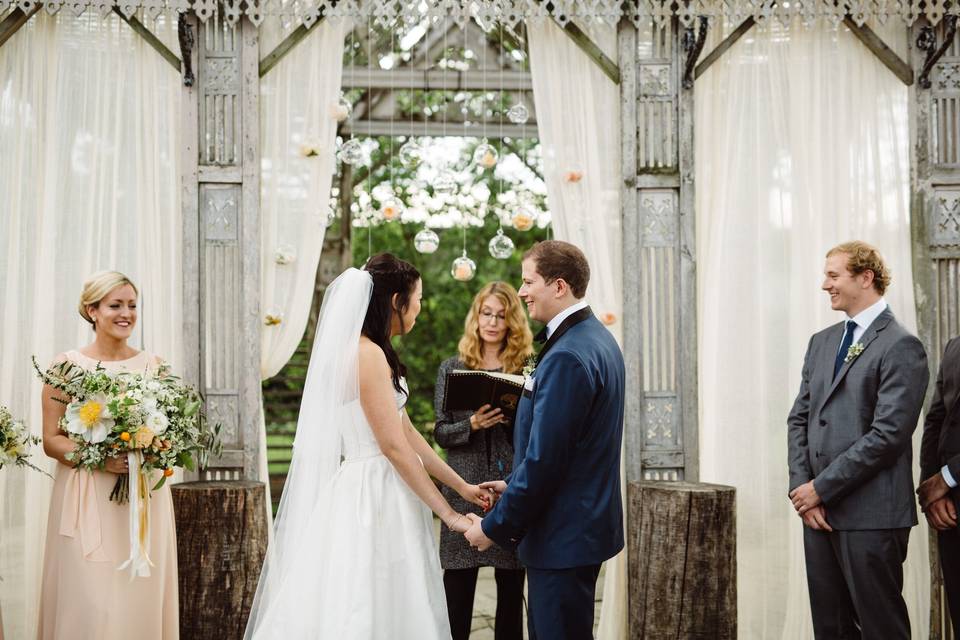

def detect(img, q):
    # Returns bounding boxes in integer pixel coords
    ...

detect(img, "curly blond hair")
[458,282,533,374]
[826,241,891,295]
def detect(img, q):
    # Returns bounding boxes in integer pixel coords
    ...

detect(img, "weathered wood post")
[172,481,268,640]
[178,9,267,638]
[628,482,737,640]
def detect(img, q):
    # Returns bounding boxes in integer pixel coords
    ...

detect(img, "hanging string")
[366,12,374,261]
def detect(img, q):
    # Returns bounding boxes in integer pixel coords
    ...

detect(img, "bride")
[245,254,489,639]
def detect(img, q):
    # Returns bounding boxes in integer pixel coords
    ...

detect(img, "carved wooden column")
[181,11,262,482]
[909,17,960,640]
[621,16,699,486]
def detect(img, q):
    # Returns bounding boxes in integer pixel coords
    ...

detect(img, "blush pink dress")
[37,350,178,640]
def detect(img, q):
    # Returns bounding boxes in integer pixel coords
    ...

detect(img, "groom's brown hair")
[523,241,590,298]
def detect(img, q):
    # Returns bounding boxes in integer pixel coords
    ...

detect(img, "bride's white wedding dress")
[244,269,451,639]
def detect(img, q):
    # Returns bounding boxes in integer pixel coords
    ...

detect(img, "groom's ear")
[553,278,570,298]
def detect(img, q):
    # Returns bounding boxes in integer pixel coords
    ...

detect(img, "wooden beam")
[554,18,620,85]
[341,68,533,91]
[0,6,40,49]
[113,7,180,72]
[259,18,324,78]
[843,17,913,86]
[341,119,535,138]
[694,17,754,80]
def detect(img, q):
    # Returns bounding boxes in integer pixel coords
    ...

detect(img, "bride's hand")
[446,513,472,534]
[458,483,492,512]
[103,455,129,475]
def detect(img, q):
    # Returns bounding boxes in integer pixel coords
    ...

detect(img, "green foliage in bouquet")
[33,357,222,501]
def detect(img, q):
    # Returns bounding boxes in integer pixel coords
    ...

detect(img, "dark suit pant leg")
[527,564,601,640]
[939,525,960,637]
[493,568,525,640]
[834,528,911,640]
[444,567,480,640]
[804,527,860,640]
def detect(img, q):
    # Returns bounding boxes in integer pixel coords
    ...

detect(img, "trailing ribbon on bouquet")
[118,450,153,579]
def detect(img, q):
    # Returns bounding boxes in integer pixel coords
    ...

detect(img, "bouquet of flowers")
[0,404,50,476]
[33,358,222,501]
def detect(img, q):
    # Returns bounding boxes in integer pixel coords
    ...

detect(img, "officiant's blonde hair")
[78,271,139,327]
[458,282,533,374]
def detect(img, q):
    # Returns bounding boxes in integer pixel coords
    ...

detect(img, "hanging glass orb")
[473,140,499,169]
[488,229,515,259]
[337,138,365,166]
[414,228,440,254]
[510,204,537,231]
[398,139,422,167]
[507,102,529,124]
[451,253,477,281]
[433,170,458,195]
[379,198,404,222]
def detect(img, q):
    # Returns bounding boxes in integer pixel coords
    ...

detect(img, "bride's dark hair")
[362,253,421,396]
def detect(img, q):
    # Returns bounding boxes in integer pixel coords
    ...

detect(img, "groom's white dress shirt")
[545,300,589,340]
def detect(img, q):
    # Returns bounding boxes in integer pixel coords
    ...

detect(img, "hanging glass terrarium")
[488,228,515,259]
[399,139,422,167]
[507,102,529,125]
[451,252,477,281]
[337,138,365,166]
[414,228,440,254]
[433,170,458,195]
[473,140,499,169]
[510,203,537,231]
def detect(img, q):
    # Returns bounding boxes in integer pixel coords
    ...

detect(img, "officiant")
[433,281,533,640]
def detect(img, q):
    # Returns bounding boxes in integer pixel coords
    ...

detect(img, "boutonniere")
[522,355,537,378]
[844,342,865,363]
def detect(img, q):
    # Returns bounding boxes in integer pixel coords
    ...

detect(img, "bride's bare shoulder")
[358,338,387,367]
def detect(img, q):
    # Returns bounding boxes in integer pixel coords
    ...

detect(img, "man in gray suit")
[787,241,928,639]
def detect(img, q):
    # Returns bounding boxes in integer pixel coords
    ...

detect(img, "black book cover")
[442,370,526,423]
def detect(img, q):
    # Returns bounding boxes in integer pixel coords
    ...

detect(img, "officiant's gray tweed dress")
[434,356,523,571]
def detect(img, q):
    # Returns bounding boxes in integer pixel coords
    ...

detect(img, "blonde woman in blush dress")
[37,271,178,640]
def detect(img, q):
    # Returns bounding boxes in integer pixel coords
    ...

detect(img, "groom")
[464,240,625,640]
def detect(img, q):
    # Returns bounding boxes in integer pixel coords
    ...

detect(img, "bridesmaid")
[37,271,178,640]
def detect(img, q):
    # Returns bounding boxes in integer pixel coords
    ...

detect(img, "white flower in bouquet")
[144,408,169,435]
[64,393,114,443]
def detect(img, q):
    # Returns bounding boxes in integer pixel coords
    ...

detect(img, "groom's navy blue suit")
[482,306,625,640]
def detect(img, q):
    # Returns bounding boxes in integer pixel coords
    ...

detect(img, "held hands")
[470,405,507,431]
[463,513,494,551]
[458,483,493,512]
[917,473,951,511]
[479,480,507,510]
[789,480,822,516]
[925,496,958,531]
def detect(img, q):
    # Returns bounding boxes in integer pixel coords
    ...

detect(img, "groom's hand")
[479,480,507,510]
[463,513,494,551]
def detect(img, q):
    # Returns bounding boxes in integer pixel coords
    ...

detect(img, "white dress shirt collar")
[546,300,589,340]
[846,297,887,342]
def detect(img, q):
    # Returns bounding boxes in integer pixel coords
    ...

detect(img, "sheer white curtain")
[526,18,625,639]
[695,20,927,639]
[0,13,182,639]
[259,16,351,380]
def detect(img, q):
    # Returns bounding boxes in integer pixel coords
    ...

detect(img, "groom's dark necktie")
[834,319,857,379]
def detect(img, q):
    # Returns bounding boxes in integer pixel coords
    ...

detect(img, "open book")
[442,369,526,423]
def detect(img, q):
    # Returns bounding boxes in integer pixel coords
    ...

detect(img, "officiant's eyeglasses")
[480,310,507,324]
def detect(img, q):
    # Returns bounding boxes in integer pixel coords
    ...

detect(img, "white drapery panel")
[259,16,350,380]
[696,21,928,639]
[526,19,625,639]
[0,12,182,640]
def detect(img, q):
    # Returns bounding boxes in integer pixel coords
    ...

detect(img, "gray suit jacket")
[787,307,929,530]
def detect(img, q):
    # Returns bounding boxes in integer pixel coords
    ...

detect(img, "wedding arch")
[2,0,960,637]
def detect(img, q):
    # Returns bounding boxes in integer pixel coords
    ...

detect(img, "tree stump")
[628,481,736,640]
[172,481,268,640]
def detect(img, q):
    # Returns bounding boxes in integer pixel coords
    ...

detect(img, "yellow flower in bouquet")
[132,427,156,450]
[65,393,114,444]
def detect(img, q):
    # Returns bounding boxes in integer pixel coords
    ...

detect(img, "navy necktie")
[834,320,857,379]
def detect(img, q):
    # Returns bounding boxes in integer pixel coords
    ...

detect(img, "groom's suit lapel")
[819,307,893,411]
[535,306,594,365]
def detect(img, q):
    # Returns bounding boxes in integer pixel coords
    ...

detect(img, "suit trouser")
[803,526,911,639]
[938,525,960,638]
[526,564,601,640]
[443,567,525,640]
